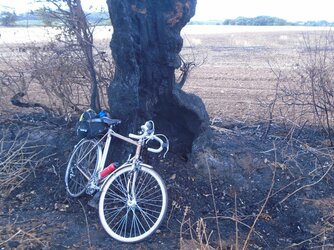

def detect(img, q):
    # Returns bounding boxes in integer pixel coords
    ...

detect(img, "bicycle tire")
[99,164,167,243]
[65,139,101,197]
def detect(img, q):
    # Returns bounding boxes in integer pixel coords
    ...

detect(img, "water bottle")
[100,162,118,178]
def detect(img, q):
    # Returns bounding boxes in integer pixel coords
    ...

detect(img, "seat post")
[98,127,113,172]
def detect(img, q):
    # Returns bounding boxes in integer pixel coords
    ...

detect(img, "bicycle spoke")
[112,207,130,237]
[131,209,146,237]
[65,140,100,197]
[136,205,157,226]
[99,166,167,242]
[77,143,95,165]
[137,185,162,200]
[69,176,85,190]
[105,206,126,225]
[113,175,128,194]
[135,175,157,198]
[134,171,150,197]
[105,187,127,201]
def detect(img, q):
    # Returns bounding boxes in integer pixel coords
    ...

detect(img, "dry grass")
[179,150,275,249]
[181,134,334,249]
[0,223,50,249]
[0,123,60,249]
[285,197,334,249]
[0,125,56,195]
[180,207,216,250]
[0,129,39,194]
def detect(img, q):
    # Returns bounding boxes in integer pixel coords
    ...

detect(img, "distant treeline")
[0,10,111,27]
[190,16,334,27]
[1,11,333,27]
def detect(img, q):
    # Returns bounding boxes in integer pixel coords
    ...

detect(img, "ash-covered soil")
[1,27,333,249]
[1,114,334,249]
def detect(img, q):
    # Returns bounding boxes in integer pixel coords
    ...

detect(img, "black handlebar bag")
[76,118,107,139]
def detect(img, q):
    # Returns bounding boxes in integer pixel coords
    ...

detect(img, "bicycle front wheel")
[65,139,101,197]
[99,164,167,243]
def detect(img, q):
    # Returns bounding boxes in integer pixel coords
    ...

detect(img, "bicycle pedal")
[87,192,101,209]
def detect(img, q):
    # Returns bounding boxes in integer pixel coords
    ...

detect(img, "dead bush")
[264,30,334,144]
[0,0,115,117]
[0,126,53,195]
[0,39,113,117]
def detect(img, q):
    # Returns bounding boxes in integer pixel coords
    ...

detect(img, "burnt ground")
[1,27,334,249]
[1,113,334,250]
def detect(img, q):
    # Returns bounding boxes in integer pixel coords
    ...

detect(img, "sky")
[0,0,334,22]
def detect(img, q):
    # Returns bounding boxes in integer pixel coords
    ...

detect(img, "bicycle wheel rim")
[65,140,100,197]
[99,165,167,243]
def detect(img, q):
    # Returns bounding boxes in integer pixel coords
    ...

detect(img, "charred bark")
[107,0,210,160]
[11,92,52,115]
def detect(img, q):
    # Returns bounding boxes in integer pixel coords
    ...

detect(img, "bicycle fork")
[126,170,138,208]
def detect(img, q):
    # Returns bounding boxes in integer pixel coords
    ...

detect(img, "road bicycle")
[64,117,169,243]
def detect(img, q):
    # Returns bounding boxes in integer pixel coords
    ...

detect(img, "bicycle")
[64,117,169,243]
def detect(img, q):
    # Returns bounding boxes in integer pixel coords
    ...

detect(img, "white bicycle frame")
[85,125,152,191]
[75,119,167,198]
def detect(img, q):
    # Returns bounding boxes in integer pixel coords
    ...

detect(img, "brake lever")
[162,141,169,158]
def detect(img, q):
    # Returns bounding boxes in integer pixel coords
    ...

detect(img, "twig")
[166,200,179,231]
[242,167,276,250]
[205,155,223,249]
[234,192,239,250]
[179,206,189,242]
[254,177,304,206]
[284,231,326,249]
[0,229,22,246]
[20,228,48,248]
[279,163,334,204]
[210,125,235,135]
[203,215,267,246]
[78,200,92,249]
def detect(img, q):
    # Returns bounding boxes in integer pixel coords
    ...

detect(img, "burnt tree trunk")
[107,0,210,160]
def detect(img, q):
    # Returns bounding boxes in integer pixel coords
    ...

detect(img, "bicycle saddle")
[100,117,122,126]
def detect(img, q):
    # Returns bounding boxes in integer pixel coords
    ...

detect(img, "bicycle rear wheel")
[65,139,101,197]
[99,164,167,243]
